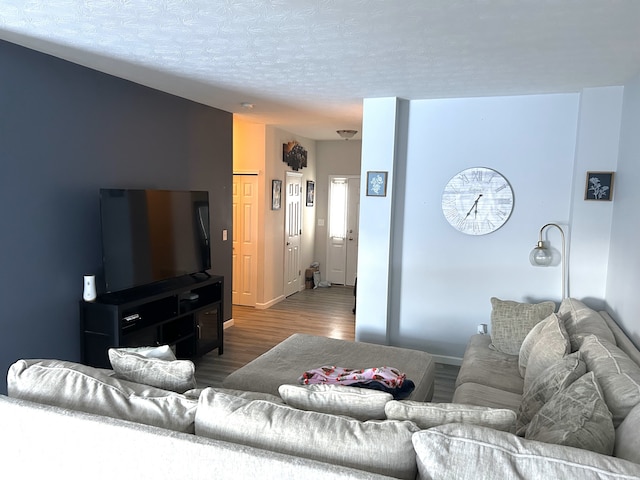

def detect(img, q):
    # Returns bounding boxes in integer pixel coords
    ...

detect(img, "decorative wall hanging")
[272,179,282,210]
[283,141,307,171]
[306,180,315,206]
[366,171,388,197]
[585,171,614,201]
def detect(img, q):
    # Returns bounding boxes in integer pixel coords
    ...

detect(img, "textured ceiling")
[1,1,640,140]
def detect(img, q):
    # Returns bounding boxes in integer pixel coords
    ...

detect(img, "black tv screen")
[100,189,211,293]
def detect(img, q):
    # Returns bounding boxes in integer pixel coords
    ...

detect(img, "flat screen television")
[100,189,211,293]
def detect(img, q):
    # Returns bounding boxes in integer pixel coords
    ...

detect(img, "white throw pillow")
[385,400,516,432]
[108,348,197,393]
[278,384,392,421]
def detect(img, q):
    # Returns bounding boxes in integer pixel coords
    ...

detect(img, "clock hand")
[465,194,483,218]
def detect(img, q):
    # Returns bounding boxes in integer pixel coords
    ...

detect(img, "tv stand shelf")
[80,274,224,369]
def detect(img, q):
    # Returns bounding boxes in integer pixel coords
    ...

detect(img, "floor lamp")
[529,223,568,299]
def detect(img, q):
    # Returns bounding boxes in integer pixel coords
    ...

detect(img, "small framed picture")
[366,171,388,197]
[306,180,315,206]
[272,179,282,210]
[585,171,614,201]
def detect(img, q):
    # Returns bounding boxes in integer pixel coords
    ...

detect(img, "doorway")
[232,174,258,306]
[284,172,303,296]
[326,176,360,286]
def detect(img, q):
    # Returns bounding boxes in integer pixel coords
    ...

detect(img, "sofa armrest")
[412,423,640,480]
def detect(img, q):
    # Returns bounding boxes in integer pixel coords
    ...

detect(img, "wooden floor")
[194,286,458,402]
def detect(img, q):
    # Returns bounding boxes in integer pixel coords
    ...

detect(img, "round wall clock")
[441,167,514,235]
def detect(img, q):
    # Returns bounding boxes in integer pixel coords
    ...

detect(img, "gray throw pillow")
[490,298,556,355]
[615,402,640,464]
[109,348,197,394]
[525,371,614,455]
[516,352,586,435]
[558,297,616,349]
[522,313,570,392]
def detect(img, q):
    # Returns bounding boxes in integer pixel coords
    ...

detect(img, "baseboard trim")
[223,319,235,329]
[431,354,463,366]
[255,295,285,310]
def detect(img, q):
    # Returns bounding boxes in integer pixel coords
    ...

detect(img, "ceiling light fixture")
[336,129,357,140]
[240,102,255,109]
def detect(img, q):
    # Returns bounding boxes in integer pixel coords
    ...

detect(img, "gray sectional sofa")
[2,297,640,479]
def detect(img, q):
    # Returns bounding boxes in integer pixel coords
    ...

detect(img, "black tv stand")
[80,274,224,369]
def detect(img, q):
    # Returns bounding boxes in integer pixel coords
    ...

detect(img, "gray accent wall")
[0,39,232,394]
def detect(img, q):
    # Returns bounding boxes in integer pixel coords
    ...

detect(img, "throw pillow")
[195,389,420,480]
[116,344,176,360]
[579,334,640,427]
[385,400,516,432]
[558,297,616,350]
[516,352,586,435]
[614,402,640,464]
[525,371,615,455]
[522,313,570,392]
[278,384,392,421]
[108,348,197,394]
[490,297,556,355]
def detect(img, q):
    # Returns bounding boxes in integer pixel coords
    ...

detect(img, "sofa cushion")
[522,313,571,392]
[412,423,640,479]
[455,334,524,394]
[614,402,640,464]
[7,359,198,433]
[452,382,522,412]
[525,372,615,455]
[579,335,640,427]
[490,297,556,355]
[108,348,197,394]
[278,384,391,421]
[516,352,586,436]
[195,388,419,480]
[385,400,516,432]
[558,298,616,349]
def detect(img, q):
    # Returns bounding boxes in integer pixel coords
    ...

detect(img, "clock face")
[441,167,514,235]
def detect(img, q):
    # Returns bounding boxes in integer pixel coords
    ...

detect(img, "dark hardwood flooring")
[194,285,458,402]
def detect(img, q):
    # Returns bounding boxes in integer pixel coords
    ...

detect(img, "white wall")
[357,90,627,362]
[606,73,640,345]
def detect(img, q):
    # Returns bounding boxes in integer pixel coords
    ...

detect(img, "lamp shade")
[530,241,552,266]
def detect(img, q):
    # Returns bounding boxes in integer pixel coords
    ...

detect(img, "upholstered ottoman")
[222,333,435,401]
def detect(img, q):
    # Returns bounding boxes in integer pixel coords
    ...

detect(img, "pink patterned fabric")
[298,366,406,389]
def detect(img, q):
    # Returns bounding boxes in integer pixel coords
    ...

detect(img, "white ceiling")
[1,1,640,140]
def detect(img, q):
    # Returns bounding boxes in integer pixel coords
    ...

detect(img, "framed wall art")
[585,171,614,201]
[272,179,282,210]
[366,171,388,197]
[306,180,315,206]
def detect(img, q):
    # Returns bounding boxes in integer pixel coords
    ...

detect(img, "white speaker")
[83,275,97,302]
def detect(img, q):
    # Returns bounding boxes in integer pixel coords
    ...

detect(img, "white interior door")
[232,174,258,306]
[284,172,302,296]
[327,176,360,286]
[345,177,360,286]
